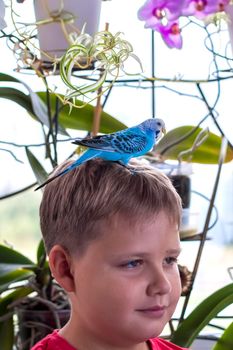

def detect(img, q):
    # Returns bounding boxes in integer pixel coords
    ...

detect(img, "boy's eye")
[120,259,143,269]
[164,257,178,266]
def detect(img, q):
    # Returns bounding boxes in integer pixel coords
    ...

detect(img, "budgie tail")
[35,149,102,190]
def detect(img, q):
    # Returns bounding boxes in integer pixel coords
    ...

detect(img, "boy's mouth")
[136,305,166,318]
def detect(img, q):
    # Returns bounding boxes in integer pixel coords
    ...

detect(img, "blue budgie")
[35,118,165,190]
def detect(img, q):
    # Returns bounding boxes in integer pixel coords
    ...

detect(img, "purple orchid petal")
[144,16,160,28]
[155,22,183,49]
[138,0,184,26]
[217,0,231,12]
[182,0,230,19]
[165,1,187,20]
[138,0,156,21]
[138,0,230,49]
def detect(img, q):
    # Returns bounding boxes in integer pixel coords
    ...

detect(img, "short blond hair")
[40,159,182,254]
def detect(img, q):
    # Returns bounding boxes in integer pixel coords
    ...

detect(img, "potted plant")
[33,0,102,60]
[2,0,142,108]
[0,240,70,350]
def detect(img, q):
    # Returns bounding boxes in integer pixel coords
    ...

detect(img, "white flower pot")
[34,0,102,61]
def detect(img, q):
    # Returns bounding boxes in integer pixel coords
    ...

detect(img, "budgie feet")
[115,161,139,175]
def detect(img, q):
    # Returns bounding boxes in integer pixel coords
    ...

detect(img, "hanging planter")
[169,173,191,209]
[33,0,102,61]
[8,1,142,107]
[168,165,195,239]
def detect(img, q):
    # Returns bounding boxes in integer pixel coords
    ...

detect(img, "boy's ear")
[49,245,75,293]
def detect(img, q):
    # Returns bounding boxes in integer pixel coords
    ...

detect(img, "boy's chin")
[134,324,167,343]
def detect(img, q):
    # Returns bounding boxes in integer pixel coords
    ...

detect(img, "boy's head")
[40,159,182,255]
[40,159,183,347]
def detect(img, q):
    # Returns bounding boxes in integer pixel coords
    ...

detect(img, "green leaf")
[25,148,49,186]
[37,239,46,265]
[0,73,68,136]
[0,73,126,134]
[0,317,14,350]
[0,264,35,293]
[0,266,33,280]
[0,245,34,265]
[0,73,44,123]
[37,92,127,133]
[0,72,25,84]
[0,87,33,113]
[0,245,35,288]
[0,287,33,316]
[0,270,33,293]
[171,283,233,347]
[22,84,68,136]
[212,322,233,350]
[155,126,233,164]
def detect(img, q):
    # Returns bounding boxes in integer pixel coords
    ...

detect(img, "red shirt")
[31,330,188,350]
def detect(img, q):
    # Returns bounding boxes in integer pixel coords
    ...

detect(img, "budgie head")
[141,118,166,141]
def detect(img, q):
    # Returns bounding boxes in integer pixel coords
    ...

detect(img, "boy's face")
[70,211,181,347]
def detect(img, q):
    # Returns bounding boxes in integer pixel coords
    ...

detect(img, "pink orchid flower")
[155,21,183,49]
[182,0,230,19]
[138,0,184,28]
[138,0,231,48]
[138,0,183,48]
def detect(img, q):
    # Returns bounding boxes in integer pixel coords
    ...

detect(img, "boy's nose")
[146,269,172,296]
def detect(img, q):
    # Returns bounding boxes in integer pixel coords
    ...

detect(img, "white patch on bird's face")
[145,119,165,132]
[156,119,165,131]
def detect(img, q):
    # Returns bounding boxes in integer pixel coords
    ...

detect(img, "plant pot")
[16,307,70,350]
[34,0,102,61]
[169,174,191,209]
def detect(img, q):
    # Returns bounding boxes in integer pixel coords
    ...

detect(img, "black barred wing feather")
[111,132,147,153]
[72,134,118,152]
[72,131,147,154]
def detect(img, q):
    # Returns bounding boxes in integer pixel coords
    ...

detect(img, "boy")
[33,159,188,350]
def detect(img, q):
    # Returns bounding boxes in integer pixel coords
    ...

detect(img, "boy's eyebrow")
[165,248,182,255]
[111,248,182,258]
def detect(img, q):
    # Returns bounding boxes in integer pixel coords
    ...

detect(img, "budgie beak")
[162,127,166,135]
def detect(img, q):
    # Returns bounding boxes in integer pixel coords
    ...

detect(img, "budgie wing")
[73,131,147,154]
[72,134,116,150]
